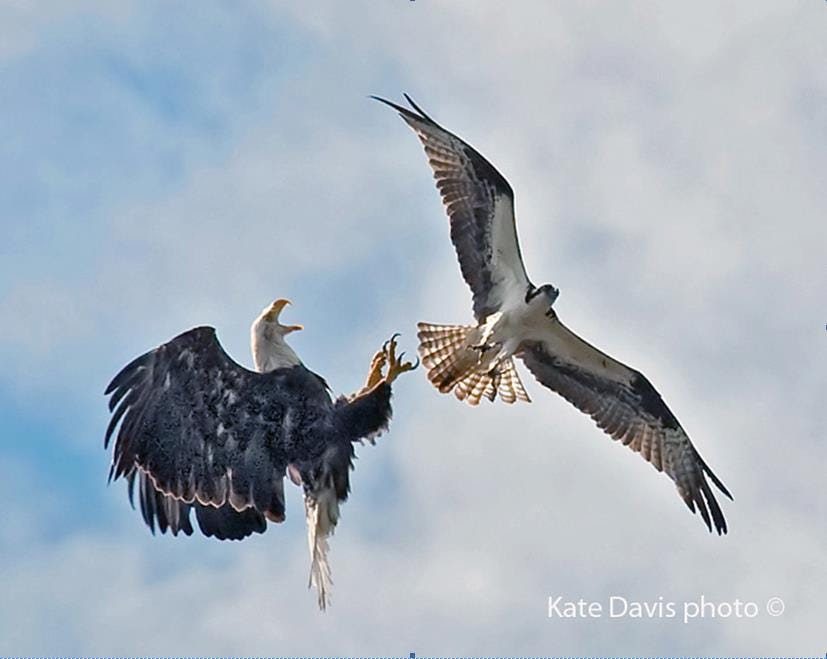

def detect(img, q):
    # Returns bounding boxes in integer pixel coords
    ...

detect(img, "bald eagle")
[375,95,732,534]
[104,298,416,608]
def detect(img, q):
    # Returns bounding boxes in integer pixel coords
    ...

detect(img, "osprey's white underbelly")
[478,301,547,369]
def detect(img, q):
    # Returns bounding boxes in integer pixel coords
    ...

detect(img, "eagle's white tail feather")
[305,487,339,610]
[417,322,531,405]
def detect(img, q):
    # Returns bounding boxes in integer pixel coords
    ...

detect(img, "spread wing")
[518,313,732,534]
[104,326,333,533]
[374,94,532,320]
[126,469,268,540]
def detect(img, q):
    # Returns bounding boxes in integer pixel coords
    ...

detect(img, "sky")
[1,0,825,655]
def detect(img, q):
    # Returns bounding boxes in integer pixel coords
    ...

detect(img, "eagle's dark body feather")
[105,326,393,541]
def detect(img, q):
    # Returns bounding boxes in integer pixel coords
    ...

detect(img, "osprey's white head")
[525,283,560,315]
[251,298,303,373]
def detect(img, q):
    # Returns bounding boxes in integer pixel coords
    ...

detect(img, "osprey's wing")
[518,313,732,534]
[104,327,332,533]
[375,94,532,321]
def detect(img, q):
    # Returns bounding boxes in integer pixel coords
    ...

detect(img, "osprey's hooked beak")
[267,298,304,332]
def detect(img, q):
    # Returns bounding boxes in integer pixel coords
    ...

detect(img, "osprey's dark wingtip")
[371,93,436,126]
[683,486,728,535]
[700,453,734,501]
[370,94,410,115]
[401,93,436,123]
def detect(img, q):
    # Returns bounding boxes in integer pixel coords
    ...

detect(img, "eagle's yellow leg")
[350,349,387,400]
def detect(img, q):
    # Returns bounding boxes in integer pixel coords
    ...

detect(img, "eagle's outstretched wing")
[105,326,332,531]
[518,312,732,534]
[374,94,532,321]
[126,469,268,540]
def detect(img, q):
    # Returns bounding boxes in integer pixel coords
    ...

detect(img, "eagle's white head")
[251,298,304,373]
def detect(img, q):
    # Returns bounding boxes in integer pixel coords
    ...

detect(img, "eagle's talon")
[382,335,416,385]
[354,334,412,395]
[369,349,387,372]
[384,334,399,365]
[382,332,401,353]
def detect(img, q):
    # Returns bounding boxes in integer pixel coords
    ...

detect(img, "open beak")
[271,298,291,316]
[264,298,291,321]
[268,298,303,332]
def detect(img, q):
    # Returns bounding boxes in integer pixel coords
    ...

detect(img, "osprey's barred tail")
[417,322,531,406]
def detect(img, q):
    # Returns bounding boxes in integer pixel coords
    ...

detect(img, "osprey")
[375,95,732,534]
[104,298,416,608]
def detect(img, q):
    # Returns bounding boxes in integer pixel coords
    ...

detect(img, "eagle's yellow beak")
[266,298,303,331]
[270,298,291,315]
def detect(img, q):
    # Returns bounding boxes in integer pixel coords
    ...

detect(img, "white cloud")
[2,381,825,654]
[0,1,133,61]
